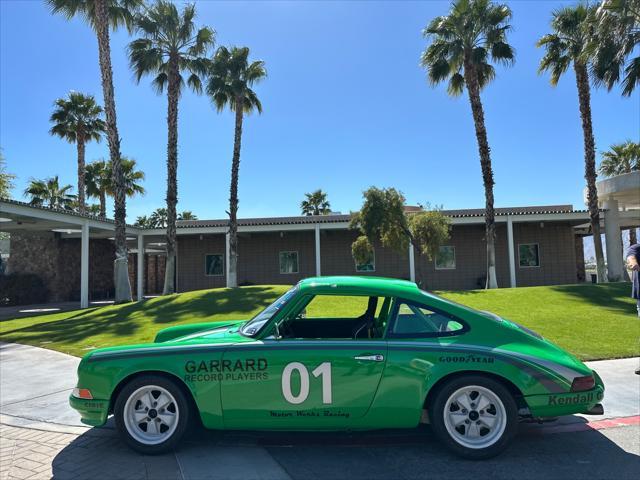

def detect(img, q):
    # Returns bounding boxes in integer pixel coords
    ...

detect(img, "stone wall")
[7,232,118,301]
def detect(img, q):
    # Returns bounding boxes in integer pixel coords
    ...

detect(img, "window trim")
[385,298,469,339]
[518,243,540,268]
[204,253,224,277]
[435,245,456,270]
[354,248,376,273]
[279,250,300,274]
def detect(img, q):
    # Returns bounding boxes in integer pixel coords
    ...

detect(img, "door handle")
[354,354,384,362]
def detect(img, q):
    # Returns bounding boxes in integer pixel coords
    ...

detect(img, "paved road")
[1,342,639,479]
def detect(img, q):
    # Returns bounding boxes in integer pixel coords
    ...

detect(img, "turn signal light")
[72,388,93,399]
[570,375,595,392]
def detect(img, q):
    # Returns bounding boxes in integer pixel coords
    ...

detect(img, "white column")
[225,232,231,284]
[507,215,516,288]
[80,221,89,309]
[137,234,144,301]
[409,242,416,283]
[314,224,321,277]
[603,199,624,282]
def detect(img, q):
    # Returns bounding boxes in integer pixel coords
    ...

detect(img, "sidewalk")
[1,342,638,479]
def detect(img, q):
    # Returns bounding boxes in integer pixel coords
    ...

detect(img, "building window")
[205,254,224,276]
[279,251,299,274]
[519,243,540,267]
[435,246,456,270]
[355,250,375,272]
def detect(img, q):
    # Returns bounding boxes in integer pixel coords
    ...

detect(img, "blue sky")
[1,0,638,222]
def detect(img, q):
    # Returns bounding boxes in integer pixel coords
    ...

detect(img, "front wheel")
[430,375,518,459]
[114,375,190,454]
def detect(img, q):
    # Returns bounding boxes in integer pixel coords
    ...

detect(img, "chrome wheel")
[443,385,507,449]
[123,385,180,446]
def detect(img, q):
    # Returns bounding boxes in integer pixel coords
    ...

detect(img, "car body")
[70,276,604,458]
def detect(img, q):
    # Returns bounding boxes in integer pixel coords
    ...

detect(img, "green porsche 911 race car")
[70,276,604,459]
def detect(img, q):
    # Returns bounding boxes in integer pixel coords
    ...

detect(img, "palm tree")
[599,140,640,177]
[421,0,514,289]
[206,46,266,288]
[538,4,608,282]
[128,0,214,295]
[134,215,152,228]
[86,157,145,217]
[49,92,105,214]
[599,140,640,245]
[150,208,168,228]
[178,211,198,221]
[301,189,331,216]
[24,176,75,209]
[48,0,143,303]
[590,0,640,96]
[84,159,108,217]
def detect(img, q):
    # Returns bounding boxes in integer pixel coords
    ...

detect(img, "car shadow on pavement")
[50,422,640,480]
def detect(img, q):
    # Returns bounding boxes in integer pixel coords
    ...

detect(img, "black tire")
[114,374,190,454]
[429,375,518,460]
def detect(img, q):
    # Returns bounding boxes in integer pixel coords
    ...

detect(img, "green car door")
[220,293,391,429]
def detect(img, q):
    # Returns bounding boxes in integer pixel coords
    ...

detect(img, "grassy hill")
[0,282,637,360]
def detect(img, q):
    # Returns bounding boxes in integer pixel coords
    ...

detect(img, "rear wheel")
[430,375,518,459]
[114,375,190,454]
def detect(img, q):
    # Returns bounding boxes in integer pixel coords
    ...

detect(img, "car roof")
[297,276,422,297]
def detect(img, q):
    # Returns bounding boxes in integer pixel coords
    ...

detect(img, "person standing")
[626,242,640,317]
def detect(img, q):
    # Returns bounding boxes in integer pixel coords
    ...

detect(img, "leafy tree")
[24,176,75,209]
[48,0,144,303]
[129,0,214,295]
[206,46,266,288]
[599,140,640,176]
[538,4,608,282]
[0,151,15,198]
[421,0,514,289]
[178,211,198,221]
[86,157,145,217]
[351,187,450,287]
[49,92,105,214]
[301,189,331,216]
[589,0,640,96]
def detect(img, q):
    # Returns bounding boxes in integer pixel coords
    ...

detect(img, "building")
[5,196,638,308]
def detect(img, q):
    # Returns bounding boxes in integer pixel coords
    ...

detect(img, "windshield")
[240,286,299,337]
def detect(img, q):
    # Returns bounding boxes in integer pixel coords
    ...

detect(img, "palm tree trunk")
[227,98,244,288]
[99,190,106,218]
[162,56,180,295]
[464,60,498,289]
[574,62,607,283]
[76,135,86,214]
[94,0,131,302]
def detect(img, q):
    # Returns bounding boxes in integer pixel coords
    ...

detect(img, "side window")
[279,295,390,340]
[389,300,466,337]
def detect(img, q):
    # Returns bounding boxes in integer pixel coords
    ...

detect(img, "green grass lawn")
[0,282,637,360]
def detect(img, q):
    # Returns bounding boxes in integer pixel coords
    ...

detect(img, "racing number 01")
[282,362,332,405]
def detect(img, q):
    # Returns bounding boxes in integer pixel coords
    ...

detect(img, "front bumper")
[524,370,605,418]
[69,394,109,427]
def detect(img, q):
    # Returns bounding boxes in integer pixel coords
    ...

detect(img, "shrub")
[0,273,49,306]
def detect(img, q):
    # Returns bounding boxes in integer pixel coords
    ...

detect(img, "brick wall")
[174,222,578,292]
[514,221,577,287]
[177,234,226,291]
[320,229,409,279]
[415,224,510,290]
